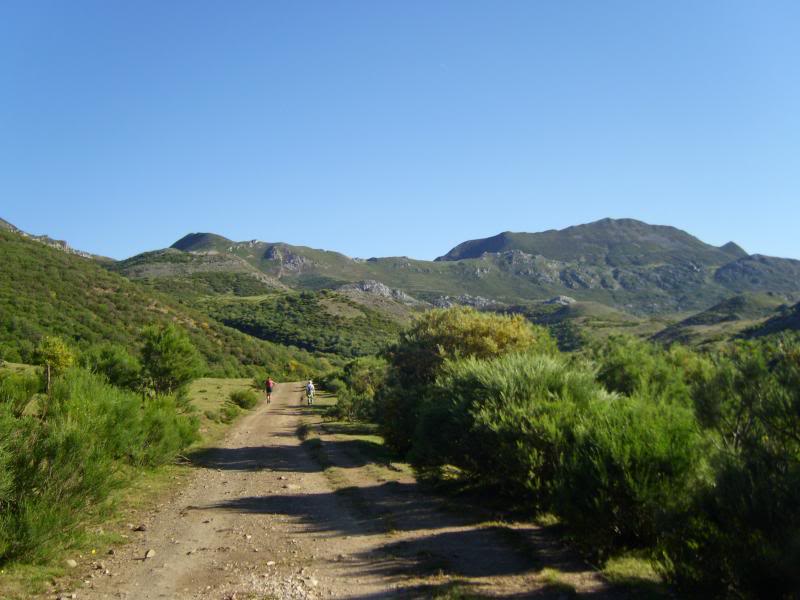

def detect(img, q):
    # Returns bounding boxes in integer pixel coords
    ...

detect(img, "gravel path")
[73,383,616,599]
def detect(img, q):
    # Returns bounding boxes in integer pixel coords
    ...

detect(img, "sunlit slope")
[113,219,800,315]
[0,229,329,377]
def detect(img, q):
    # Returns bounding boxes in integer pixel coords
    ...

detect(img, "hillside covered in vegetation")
[0,229,330,379]
[112,218,800,316]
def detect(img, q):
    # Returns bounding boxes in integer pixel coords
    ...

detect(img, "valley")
[2,215,799,599]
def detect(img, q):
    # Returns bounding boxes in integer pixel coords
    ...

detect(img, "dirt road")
[75,383,615,599]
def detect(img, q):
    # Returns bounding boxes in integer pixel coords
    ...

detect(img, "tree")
[140,324,203,394]
[80,343,141,389]
[34,335,75,394]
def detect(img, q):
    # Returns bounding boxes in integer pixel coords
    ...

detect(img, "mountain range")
[3,216,800,358]
[108,217,800,315]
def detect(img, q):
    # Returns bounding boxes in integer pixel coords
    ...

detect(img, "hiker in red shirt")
[265,377,275,403]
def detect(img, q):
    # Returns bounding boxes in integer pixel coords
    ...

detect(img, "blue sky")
[1,1,799,260]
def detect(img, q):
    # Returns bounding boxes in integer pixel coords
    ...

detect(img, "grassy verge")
[0,376,260,600]
[0,361,37,375]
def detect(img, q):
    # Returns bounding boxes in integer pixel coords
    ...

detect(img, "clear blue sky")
[2,1,799,260]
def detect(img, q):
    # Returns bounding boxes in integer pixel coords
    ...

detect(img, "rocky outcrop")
[338,280,421,306]
[264,245,312,273]
[544,295,577,306]
[432,294,502,310]
[1,217,98,259]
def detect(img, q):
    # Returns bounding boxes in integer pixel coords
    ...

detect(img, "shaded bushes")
[0,368,198,563]
[325,356,388,422]
[413,351,705,556]
[663,336,800,596]
[80,343,141,389]
[373,310,800,597]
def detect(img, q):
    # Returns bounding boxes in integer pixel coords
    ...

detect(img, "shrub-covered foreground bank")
[0,367,198,564]
[326,307,800,598]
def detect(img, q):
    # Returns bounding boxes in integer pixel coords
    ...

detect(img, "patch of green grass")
[429,581,491,599]
[320,421,380,436]
[602,554,670,599]
[537,568,578,596]
[0,361,37,375]
[188,377,257,432]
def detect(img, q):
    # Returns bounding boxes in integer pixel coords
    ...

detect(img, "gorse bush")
[0,368,198,563]
[590,335,711,406]
[375,310,800,598]
[0,371,41,417]
[230,389,258,409]
[380,307,556,454]
[414,353,605,504]
[664,336,800,597]
[558,394,707,556]
[326,356,388,422]
[141,324,204,394]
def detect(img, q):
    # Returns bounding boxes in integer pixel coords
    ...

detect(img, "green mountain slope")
[113,218,800,316]
[652,293,790,346]
[745,301,800,338]
[505,298,662,350]
[436,218,744,265]
[202,290,403,357]
[0,229,330,377]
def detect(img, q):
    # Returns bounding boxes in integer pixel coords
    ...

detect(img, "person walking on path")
[265,377,275,404]
[305,379,315,405]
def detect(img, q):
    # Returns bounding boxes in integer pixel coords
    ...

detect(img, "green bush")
[230,389,259,410]
[590,335,711,406]
[0,371,41,417]
[557,394,707,556]
[80,343,141,389]
[664,336,800,597]
[381,307,556,454]
[326,356,388,422]
[219,402,241,423]
[141,324,204,394]
[0,368,198,563]
[414,353,607,504]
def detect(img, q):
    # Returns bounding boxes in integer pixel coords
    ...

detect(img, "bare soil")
[71,383,620,599]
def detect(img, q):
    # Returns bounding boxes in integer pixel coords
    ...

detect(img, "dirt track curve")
[75,382,616,599]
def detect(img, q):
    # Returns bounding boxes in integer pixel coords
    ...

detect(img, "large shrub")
[665,336,800,597]
[80,343,141,390]
[328,356,388,422]
[557,394,708,556]
[591,335,711,406]
[141,324,204,394]
[412,348,706,554]
[414,352,606,505]
[0,368,198,563]
[381,307,555,454]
